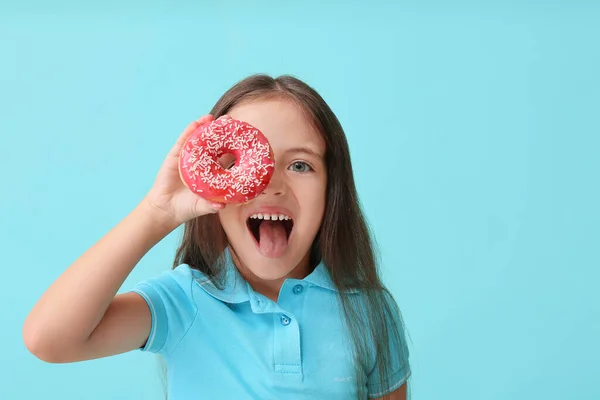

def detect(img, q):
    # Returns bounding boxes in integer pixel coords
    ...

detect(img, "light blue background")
[1,1,599,399]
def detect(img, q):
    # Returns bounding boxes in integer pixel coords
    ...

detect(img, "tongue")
[258,220,288,258]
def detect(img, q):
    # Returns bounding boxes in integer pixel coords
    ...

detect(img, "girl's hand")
[144,115,224,226]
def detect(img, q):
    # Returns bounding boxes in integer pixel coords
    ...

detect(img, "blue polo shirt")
[130,249,410,399]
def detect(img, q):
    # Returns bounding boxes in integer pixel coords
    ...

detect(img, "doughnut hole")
[217,153,237,170]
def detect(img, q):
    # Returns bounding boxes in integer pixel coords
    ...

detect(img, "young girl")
[23,75,411,399]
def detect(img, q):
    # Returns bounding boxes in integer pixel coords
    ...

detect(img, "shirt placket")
[248,281,306,377]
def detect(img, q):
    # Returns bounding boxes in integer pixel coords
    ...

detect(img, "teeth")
[249,213,291,221]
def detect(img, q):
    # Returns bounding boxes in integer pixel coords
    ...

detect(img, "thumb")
[169,114,214,159]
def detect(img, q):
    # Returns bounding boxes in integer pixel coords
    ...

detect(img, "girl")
[23,75,411,399]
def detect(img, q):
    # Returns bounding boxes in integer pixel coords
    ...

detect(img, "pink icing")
[179,116,275,203]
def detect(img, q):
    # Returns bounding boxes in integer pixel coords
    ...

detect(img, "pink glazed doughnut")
[178,115,275,203]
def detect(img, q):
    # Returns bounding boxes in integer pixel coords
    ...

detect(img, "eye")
[288,161,313,173]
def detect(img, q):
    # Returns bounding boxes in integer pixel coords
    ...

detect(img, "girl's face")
[218,98,327,284]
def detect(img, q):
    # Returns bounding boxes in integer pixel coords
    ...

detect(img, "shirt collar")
[190,247,358,304]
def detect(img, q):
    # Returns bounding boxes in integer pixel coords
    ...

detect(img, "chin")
[230,242,308,281]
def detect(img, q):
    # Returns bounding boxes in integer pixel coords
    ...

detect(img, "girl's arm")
[372,383,407,400]
[22,116,221,363]
[23,198,176,363]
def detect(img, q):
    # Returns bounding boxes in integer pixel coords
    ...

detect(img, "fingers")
[196,114,214,125]
[169,114,214,158]
[211,202,225,211]
[206,199,225,213]
[205,204,225,214]
[194,199,226,217]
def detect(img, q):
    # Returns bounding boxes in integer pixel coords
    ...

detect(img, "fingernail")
[212,202,224,209]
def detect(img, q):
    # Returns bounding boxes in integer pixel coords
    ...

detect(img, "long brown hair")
[171,75,409,399]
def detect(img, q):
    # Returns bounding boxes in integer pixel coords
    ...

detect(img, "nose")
[261,168,286,197]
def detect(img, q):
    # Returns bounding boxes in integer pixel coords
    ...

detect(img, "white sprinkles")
[180,116,275,202]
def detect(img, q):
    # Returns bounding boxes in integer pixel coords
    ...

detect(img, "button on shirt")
[130,249,410,399]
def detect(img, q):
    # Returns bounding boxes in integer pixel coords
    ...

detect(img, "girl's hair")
[169,75,408,399]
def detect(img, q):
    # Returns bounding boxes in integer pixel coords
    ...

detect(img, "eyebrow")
[283,146,324,159]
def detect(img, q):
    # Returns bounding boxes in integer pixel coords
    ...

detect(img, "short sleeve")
[366,292,411,398]
[129,264,198,356]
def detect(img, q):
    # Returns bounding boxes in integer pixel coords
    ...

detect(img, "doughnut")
[178,115,275,203]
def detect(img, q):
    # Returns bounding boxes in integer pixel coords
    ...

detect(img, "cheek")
[314,194,327,225]
[297,178,327,228]
[218,208,242,232]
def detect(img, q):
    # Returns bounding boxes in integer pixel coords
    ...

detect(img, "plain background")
[1,1,599,399]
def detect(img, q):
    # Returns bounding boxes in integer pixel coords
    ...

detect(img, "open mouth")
[246,213,294,257]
